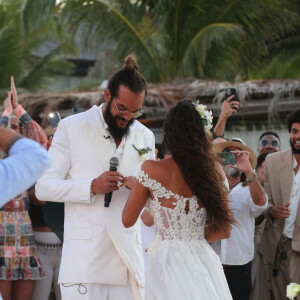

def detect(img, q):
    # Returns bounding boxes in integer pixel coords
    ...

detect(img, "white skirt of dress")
[145,238,232,300]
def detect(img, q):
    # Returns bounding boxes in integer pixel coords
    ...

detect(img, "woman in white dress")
[122,100,234,300]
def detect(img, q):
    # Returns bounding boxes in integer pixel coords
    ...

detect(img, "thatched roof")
[2,79,300,129]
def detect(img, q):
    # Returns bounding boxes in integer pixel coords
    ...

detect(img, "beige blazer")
[259,149,300,264]
[36,105,155,300]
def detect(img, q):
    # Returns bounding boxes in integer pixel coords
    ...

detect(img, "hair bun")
[123,55,138,71]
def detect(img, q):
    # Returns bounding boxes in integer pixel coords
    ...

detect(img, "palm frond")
[181,23,244,78]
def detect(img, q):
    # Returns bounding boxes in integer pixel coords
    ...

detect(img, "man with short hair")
[258,131,280,155]
[259,109,300,300]
[255,153,268,186]
[212,138,267,300]
[36,56,155,300]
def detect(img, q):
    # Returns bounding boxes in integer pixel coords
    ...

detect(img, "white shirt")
[211,182,268,265]
[283,156,300,239]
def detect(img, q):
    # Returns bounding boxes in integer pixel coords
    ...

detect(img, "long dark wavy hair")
[163,99,234,231]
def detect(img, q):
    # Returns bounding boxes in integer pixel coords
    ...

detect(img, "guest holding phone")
[213,88,240,139]
[211,138,267,300]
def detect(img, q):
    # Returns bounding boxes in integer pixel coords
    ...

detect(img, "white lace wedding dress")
[137,170,232,300]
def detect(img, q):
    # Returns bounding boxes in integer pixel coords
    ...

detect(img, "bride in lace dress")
[122,100,234,300]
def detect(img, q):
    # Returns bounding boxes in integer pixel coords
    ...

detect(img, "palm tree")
[0,0,75,98]
[62,0,300,82]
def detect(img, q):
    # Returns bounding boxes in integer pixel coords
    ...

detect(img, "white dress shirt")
[211,182,268,265]
[283,155,300,239]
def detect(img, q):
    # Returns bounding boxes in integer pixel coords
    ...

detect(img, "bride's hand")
[121,176,136,190]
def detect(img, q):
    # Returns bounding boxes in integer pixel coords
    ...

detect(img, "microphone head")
[109,157,119,168]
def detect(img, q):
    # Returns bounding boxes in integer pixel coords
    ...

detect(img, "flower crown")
[192,100,213,134]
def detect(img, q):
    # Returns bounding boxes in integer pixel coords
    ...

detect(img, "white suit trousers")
[60,273,135,300]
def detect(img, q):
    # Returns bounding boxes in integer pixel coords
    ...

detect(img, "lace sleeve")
[136,169,150,188]
[136,169,174,199]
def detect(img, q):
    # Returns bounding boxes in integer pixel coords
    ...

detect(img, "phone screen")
[224,88,239,111]
[217,152,236,166]
[48,112,61,129]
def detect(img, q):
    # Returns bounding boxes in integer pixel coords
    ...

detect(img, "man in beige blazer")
[259,108,300,300]
[35,56,155,300]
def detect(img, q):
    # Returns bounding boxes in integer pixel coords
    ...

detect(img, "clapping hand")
[3,92,12,113]
[10,76,19,109]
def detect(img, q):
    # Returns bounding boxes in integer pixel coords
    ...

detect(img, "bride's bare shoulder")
[141,158,174,178]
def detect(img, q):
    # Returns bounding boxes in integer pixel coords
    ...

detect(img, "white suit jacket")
[36,105,155,299]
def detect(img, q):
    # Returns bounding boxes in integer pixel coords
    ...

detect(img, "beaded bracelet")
[90,179,96,197]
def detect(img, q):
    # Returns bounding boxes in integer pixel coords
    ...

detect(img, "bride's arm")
[204,191,231,243]
[122,162,151,228]
[204,163,232,243]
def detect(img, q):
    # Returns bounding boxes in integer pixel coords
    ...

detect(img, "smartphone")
[224,88,239,111]
[48,112,61,129]
[217,152,236,166]
[224,88,237,102]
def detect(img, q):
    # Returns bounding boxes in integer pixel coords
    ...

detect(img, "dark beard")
[290,140,300,154]
[104,100,134,139]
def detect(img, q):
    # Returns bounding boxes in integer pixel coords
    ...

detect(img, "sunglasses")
[260,139,279,147]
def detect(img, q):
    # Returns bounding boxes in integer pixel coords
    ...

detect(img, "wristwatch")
[245,172,257,183]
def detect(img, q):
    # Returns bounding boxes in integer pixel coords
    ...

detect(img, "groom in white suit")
[35,56,155,300]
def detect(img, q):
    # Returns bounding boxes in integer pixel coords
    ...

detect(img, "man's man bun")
[123,55,138,72]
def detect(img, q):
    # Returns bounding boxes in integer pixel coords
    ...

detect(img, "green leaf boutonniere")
[132,144,151,162]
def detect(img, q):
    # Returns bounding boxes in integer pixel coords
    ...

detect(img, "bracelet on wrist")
[2,108,12,117]
[212,130,224,139]
[14,105,25,118]
[245,172,257,183]
[90,179,96,197]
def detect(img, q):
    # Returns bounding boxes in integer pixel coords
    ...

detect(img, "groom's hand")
[92,171,124,194]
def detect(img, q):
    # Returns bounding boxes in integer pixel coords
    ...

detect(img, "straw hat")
[213,137,257,169]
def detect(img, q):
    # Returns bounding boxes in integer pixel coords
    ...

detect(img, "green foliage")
[0,0,75,99]
[61,0,300,82]
[1,0,298,99]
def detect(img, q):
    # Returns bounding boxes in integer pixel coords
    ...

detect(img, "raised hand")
[220,95,239,119]
[10,75,19,109]
[91,171,124,195]
[270,202,291,220]
[3,92,13,113]
[230,150,252,173]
